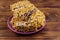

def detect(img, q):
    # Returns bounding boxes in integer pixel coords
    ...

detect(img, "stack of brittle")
[10,1,45,32]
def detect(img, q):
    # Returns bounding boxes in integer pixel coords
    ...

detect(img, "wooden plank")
[0,22,59,37]
[0,12,12,16]
[30,0,60,8]
[0,8,60,22]
[0,16,8,22]
[0,0,60,8]
[39,8,60,22]
[0,30,58,37]
[0,37,57,40]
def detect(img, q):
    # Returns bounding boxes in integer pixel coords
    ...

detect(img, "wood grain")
[0,8,60,22]
[0,22,60,38]
[0,0,60,40]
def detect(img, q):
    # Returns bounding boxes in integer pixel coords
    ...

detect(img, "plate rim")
[7,15,46,34]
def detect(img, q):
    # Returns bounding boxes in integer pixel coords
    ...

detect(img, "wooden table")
[0,0,60,40]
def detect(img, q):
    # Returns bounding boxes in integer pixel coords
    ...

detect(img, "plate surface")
[7,15,46,34]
